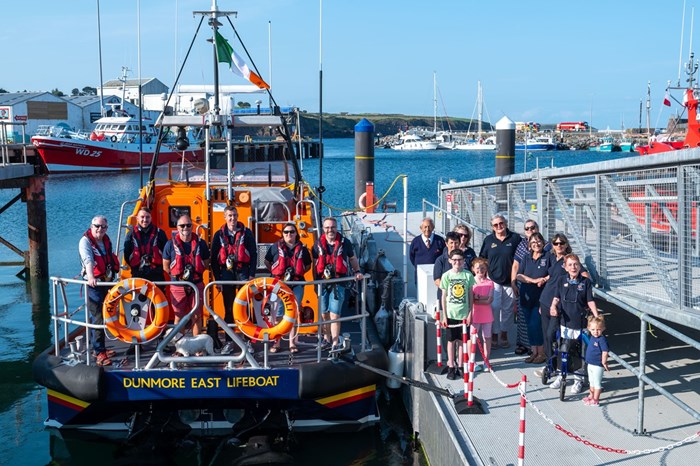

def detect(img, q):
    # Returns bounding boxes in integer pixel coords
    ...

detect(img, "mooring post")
[25,174,49,278]
[354,118,375,209]
[495,116,516,207]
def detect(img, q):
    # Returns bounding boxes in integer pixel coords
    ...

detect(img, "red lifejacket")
[270,239,307,280]
[128,226,163,269]
[169,233,206,281]
[217,223,251,266]
[315,234,349,278]
[82,229,119,280]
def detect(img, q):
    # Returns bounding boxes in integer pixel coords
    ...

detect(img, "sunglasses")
[178,223,192,228]
[524,226,537,231]
[283,230,296,234]
[457,233,469,238]
[492,222,505,227]
[552,241,567,246]
[92,224,107,230]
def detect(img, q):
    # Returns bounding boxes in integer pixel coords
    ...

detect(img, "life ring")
[233,277,298,341]
[102,278,169,344]
[358,192,379,209]
[110,135,118,143]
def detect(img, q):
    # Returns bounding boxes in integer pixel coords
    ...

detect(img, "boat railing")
[202,274,369,364]
[48,276,204,368]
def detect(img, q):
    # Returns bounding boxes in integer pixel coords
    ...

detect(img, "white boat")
[454,81,495,151]
[516,135,556,151]
[391,133,439,150]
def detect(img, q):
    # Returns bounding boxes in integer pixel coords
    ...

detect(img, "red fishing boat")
[31,113,203,173]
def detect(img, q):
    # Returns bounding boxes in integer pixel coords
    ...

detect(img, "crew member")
[264,222,312,353]
[313,217,363,349]
[163,215,210,336]
[123,207,167,283]
[210,205,257,354]
[79,215,119,366]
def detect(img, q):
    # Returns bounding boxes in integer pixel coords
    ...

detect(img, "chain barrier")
[301,174,407,214]
[467,330,700,456]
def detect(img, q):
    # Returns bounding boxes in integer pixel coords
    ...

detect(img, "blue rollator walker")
[540,326,587,401]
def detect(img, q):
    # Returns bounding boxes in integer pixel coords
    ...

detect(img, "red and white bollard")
[518,375,527,466]
[462,319,468,390]
[435,310,442,368]
[467,325,477,405]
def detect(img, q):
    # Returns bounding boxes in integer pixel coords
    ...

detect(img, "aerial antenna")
[317,0,324,202]
[137,0,144,188]
[96,0,105,117]
[678,0,687,86]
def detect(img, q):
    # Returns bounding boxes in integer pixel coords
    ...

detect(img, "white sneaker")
[220,342,234,355]
[571,380,583,394]
[550,376,562,389]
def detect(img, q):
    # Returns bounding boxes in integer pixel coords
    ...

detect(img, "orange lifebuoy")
[358,192,379,210]
[233,277,298,341]
[102,278,169,344]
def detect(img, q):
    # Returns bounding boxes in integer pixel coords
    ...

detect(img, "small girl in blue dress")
[584,315,610,406]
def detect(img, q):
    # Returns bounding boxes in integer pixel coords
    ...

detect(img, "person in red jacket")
[264,222,312,353]
[79,216,119,366]
[123,207,168,283]
[163,215,210,336]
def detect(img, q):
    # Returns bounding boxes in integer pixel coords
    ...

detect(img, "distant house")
[63,95,160,129]
[101,78,169,107]
[0,92,81,142]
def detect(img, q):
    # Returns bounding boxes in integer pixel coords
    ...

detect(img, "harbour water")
[0,139,633,465]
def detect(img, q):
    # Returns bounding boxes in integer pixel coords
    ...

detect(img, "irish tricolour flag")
[215,31,270,90]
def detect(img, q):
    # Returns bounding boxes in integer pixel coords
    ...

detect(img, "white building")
[0,92,81,142]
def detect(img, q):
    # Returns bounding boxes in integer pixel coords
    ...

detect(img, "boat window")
[118,125,126,130]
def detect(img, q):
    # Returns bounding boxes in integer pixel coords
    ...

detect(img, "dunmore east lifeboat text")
[122,375,281,389]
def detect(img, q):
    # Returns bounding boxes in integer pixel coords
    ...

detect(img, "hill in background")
[298,113,488,138]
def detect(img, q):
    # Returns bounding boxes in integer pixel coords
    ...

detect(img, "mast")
[646,81,651,137]
[96,0,105,117]
[477,81,483,138]
[433,71,437,133]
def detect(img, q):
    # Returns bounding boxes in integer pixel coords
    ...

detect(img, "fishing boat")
[515,135,556,151]
[588,135,615,152]
[33,0,387,438]
[31,112,203,173]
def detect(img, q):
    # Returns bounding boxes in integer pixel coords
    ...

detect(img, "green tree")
[0,88,7,93]
[237,101,251,108]
[71,88,80,96]
[82,86,97,96]
[50,88,65,97]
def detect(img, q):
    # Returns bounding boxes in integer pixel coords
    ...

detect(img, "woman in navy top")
[515,232,548,364]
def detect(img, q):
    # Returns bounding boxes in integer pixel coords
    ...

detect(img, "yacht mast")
[477,81,483,138]
[433,72,437,133]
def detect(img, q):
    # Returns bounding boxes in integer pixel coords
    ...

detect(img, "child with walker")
[471,257,494,371]
[548,254,599,394]
[440,249,475,380]
[584,315,609,406]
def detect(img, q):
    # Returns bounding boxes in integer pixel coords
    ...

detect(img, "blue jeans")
[320,284,346,316]
[276,284,306,317]
[523,305,544,346]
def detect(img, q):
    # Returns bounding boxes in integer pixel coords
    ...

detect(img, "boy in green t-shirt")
[440,249,476,380]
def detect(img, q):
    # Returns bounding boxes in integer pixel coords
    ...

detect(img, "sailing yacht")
[455,81,496,150]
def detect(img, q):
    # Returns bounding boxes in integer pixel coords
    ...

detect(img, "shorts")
[446,318,466,342]
[587,364,604,389]
[320,284,345,316]
[169,281,204,320]
[471,322,493,340]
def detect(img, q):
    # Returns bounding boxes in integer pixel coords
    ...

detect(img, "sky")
[1,0,697,130]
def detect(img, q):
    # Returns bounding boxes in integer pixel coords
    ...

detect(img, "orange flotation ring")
[233,277,298,341]
[102,278,169,344]
[358,192,379,209]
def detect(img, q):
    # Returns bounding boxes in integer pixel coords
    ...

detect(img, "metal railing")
[434,148,700,434]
